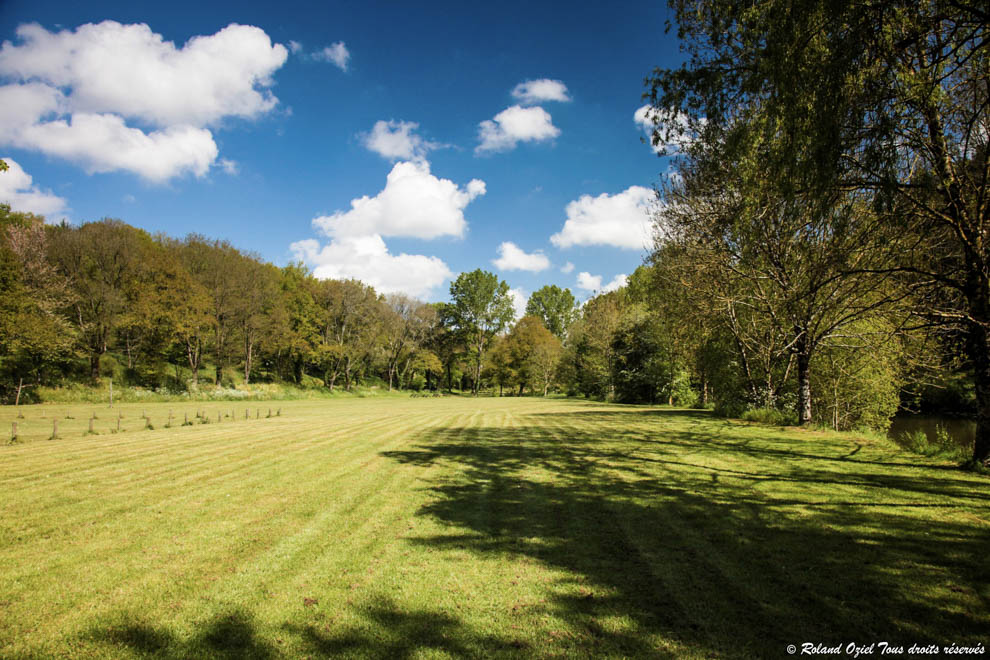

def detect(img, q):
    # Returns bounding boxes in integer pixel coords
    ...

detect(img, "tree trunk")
[967,318,990,465]
[90,351,101,382]
[795,333,812,426]
[187,339,200,388]
[244,338,253,385]
[473,343,483,396]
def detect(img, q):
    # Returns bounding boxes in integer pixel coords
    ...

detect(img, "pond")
[887,415,976,451]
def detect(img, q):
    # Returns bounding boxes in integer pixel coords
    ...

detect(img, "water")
[887,415,976,451]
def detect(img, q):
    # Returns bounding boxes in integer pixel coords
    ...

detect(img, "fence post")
[117,417,121,433]
[11,422,16,442]
[88,417,94,434]
[51,418,58,440]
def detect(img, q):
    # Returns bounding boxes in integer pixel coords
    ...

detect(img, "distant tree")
[49,219,143,381]
[0,205,74,394]
[447,269,515,395]
[525,285,578,339]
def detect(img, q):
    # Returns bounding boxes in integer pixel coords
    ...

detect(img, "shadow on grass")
[86,610,274,659]
[85,600,523,659]
[381,409,990,658]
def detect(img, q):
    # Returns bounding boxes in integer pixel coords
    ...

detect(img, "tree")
[380,294,435,391]
[0,205,74,395]
[645,0,941,432]
[447,269,515,395]
[567,290,627,400]
[177,236,248,386]
[525,285,578,339]
[49,219,142,381]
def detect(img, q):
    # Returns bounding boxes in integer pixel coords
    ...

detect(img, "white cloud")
[550,185,655,250]
[291,235,451,299]
[0,21,287,182]
[288,40,303,54]
[219,158,239,175]
[576,271,627,294]
[0,22,287,127]
[635,105,701,154]
[508,287,528,320]
[476,105,559,154]
[313,160,485,240]
[361,120,439,161]
[314,42,349,71]
[492,241,550,272]
[603,273,628,293]
[560,261,575,274]
[511,79,570,104]
[5,111,218,182]
[576,272,601,292]
[0,157,67,218]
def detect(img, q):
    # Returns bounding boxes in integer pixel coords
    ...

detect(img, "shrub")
[741,407,796,426]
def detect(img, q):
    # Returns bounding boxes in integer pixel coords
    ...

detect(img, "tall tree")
[646,0,969,436]
[49,219,142,381]
[447,269,515,395]
[525,285,578,339]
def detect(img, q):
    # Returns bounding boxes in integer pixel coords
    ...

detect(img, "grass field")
[0,397,988,658]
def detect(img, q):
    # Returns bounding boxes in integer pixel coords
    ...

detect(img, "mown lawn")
[0,397,987,658]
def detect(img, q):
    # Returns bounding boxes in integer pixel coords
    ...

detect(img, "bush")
[741,407,797,426]
[894,426,968,461]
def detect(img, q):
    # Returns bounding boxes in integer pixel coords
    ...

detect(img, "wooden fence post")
[10,422,16,442]
[88,417,94,434]
[51,418,57,440]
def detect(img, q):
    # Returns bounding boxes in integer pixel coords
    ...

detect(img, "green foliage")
[447,269,514,395]
[741,408,796,426]
[895,427,968,462]
[525,285,578,339]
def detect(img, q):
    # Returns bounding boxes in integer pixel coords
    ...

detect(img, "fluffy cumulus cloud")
[476,105,559,154]
[290,236,451,299]
[313,160,485,240]
[492,241,550,272]
[0,21,288,181]
[550,185,655,250]
[576,271,601,292]
[361,120,439,161]
[560,261,575,274]
[576,271,627,294]
[511,79,570,105]
[294,160,485,298]
[313,42,349,70]
[0,157,67,217]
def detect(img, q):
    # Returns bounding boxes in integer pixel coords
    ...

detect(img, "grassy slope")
[0,398,987,659]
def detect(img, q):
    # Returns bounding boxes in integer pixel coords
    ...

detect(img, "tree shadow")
[381,410,990,657]
[284,595,525,658]
[84,610,274,659]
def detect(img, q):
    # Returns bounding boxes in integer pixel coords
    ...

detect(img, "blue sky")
[0,0,682,309]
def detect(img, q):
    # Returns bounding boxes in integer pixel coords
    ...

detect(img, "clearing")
[0,397,987,658]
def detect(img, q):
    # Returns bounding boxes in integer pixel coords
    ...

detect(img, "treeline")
[0,206,572,400]
[0,200,933,422]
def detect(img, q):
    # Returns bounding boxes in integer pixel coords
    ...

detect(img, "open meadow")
[1,397,988,658]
